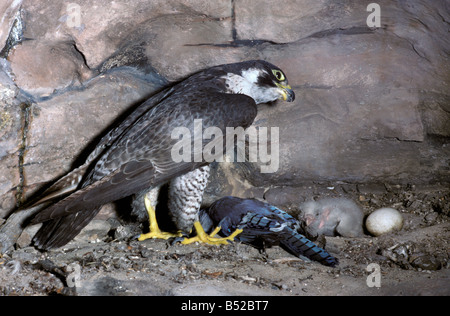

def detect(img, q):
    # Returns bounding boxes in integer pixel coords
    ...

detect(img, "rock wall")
[1,0,449,218]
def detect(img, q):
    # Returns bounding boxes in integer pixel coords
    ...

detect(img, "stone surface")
[0,0,23,53]
[20,0,233,70]
[102,13,239,81]
[235,0,368,43]
[0,63,21,218]
[0,0,449,219]
[8,40,94,97]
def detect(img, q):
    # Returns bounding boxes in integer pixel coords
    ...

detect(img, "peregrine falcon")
[29,60,295,250]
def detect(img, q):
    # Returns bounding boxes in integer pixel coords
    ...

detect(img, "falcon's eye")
[272,69,285,81]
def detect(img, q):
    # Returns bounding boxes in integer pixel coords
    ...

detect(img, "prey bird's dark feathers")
[200,196,338,267]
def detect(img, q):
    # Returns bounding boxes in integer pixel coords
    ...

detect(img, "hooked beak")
[276,83,295,102]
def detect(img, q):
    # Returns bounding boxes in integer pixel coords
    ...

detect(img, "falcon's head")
[221,60,295,105]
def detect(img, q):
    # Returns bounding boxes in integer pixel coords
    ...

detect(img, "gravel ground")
[0,183,449,296]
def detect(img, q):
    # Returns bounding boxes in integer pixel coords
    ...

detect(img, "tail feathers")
[33,207,101,250]
[280,227,338,267]
[236,213,338,267]
[31,159,163,224]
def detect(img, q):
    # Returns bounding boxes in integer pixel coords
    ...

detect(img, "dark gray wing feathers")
[31,73,257,249]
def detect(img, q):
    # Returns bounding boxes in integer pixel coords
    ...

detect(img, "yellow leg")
[181,221,243,245]
[138,196,182,241]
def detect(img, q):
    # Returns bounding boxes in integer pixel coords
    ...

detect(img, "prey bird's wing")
[207,197,339,267]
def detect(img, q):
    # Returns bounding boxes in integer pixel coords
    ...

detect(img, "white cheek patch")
[241,68,262,84]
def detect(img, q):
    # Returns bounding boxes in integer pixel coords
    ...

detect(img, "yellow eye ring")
[272,69,286,81]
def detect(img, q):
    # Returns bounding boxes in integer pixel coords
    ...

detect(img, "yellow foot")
[181,221,243,245]
[138,230,182,241]
[138,195,182,241]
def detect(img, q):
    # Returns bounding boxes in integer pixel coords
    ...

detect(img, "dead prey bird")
[200,196,338,267]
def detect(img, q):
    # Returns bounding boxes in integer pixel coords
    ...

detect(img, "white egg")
[366,208,404,236]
